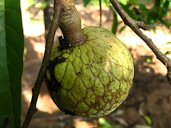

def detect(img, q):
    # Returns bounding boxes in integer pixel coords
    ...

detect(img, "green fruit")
[46,26,134,117]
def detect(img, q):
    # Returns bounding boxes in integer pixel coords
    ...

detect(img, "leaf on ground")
[98,118,112,128]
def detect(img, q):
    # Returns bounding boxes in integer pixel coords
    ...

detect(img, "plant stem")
[43,3,52,36]
[110,0,171,85]
[58,0,86,46]
[99,0,102,26]
[21,1,61,128]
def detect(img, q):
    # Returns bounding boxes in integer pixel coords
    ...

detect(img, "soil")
[21,1,171,128]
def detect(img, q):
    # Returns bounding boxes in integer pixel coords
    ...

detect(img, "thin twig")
[134,20,155,30]
[21,1,61,128]
[99,0,102,26]
[110,0,171,85]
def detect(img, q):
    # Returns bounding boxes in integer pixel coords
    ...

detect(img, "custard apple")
[46,26,134,117]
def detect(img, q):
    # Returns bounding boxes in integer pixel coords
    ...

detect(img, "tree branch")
[21,1,61,128]
[110,0,171,84]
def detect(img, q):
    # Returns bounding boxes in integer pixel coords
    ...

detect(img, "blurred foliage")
[27,0,171,33]
[27,0,49,10]
[83,0,171,33]
[27,0,50,19]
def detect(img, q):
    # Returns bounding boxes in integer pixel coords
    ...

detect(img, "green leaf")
[142,115,152,126]
[112,11,118,34]
[83,0,92,6]
[35,2,48,10]
[120,4,136,19]
[28,0,49,10]
[139,4,149,15]
[169,1,171,9]
[118,25,126,33]
[129,0,138,4]
[104,0,110,6]
[163,1,169,9]
[154,0,161,7]
[118,0,129,5]
[165,51,171,55]
[98,118,112,128]
[0,0,24,128]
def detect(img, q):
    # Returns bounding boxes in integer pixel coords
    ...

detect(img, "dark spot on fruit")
[58,36,71,50]
[89,64,93,67]
[76,71,81,75]
[46,58,66,91]
[48,79,61,91]
[53,57,66,65]
[45,70,61,91]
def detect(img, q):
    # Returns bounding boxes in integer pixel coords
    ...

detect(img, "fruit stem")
[59,0,86,46]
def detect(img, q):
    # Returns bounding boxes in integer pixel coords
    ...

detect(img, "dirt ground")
[21,1,171,128]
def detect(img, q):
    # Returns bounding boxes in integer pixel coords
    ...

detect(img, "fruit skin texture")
[46,26,134,117]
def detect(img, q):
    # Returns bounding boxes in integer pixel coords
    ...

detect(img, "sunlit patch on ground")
[74,118,97,128]
[22,88,59,114]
